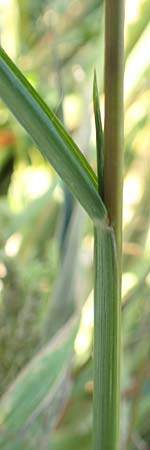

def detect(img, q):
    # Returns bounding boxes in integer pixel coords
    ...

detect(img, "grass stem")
[93,1,124,449]
[104,0,124,264]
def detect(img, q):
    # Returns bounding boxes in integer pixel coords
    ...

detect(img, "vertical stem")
[93,1,124,449]
[104,0,124,264]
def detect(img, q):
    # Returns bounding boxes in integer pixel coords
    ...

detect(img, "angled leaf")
[0,47,107,223]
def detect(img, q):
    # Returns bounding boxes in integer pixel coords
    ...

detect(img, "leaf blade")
[93,70,104,198]
[0,317,78,449]
[0,47,107,222]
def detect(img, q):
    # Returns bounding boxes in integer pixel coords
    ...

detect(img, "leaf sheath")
[93,223,120,450]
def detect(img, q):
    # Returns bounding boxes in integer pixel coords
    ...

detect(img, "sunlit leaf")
[0,47,107,223]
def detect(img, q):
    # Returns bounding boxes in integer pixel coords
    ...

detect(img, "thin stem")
[104,0,124,264]
[93,2,124,449]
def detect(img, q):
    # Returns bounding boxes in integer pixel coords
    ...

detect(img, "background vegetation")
[0,0,149,449]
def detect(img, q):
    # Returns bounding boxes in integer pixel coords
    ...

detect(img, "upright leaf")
[93,70,104,198]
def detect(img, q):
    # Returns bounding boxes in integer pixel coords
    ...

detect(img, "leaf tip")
[93,68,98,103]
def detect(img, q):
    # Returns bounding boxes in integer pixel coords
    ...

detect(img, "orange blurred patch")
[0,130,16,147]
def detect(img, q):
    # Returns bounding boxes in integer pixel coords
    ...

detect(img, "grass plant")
[0,1,124,448]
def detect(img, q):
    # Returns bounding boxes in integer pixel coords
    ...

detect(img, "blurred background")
[0,0,149,449]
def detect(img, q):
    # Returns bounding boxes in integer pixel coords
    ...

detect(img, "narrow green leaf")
[93,70,104,198]
[0,47,107,223]
[0,317,78,449]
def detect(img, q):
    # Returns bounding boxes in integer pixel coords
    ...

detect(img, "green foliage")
[0,1,149,449]
[0,47,106,222]
[0,318,78,450]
